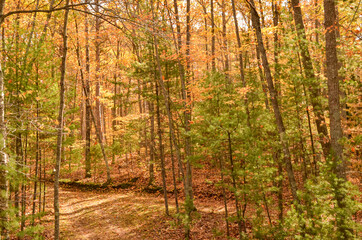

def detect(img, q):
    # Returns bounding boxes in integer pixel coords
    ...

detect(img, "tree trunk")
[222,0,229,82]
[95,0,103,143]
[85,11,91,178]
[0,1,9,235]
[249,0,299,203]
[185,0,193,206]
[148,91,155,186]
[323,0,349,238]
[227,132,243,237]
[291,0,331,158]
[156,83,169,215]
[218,155,230,237]
[231,0,251,127]
[272,0,280,94]
[112,40,120,165]
[211,0,216,71]
[75,26,111,183]
[54,0,70,238]
[173,0,193,209]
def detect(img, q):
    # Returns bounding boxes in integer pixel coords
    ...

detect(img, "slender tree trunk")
[201,3,209,71]
[38,144,42,218]
[272,0,280,94]
[291,0,331,158]
[95,0,103,143]
[219,156,230,237]
[296,50,319,175]
[148,91,155,186]
[231,0,251,127]
[137,80,142,158]
[112,40,120,164]
[84,11,91,178]
[227,132,243,237]
[276,152,283,223]
[323,0,349,238]
[75,18,111,183]
[54,0,70,238]
[32,82,40,224]
[14,7,21,218]
[156,83,169,215]
[258,0,268,49]
[211,0,216,71]
[185,0,193,205]
[156,0,187,206]
[42,148,46,212]
[173,0,193,206]
[169,121,179,213]
[0,1,9,235]
[165,73,179,214]
[222,0,229,82]
[20,128,28,232]
[256,47,269,109]
[249,0,299,203]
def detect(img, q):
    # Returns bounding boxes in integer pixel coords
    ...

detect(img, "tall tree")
[0,4,8,238]
[173,0,194,208]
[85,9,92,178]
[291,0,331,158]
[95,0,103,143]
[211,0,216,71]
[0,0,9,238]
[323,0,350,238]
[54,0,70,238]
[185,0,193,204]
[248,0,299,203]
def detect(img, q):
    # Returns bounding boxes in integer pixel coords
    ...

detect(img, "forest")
[0,0,360,239]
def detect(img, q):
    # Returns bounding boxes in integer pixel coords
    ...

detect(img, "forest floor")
[41,182,240,240]
[39,156,248,240]
[38,153,360,239]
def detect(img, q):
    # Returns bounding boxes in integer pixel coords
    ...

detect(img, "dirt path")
[43,186,177,239]
[42,185,234,240]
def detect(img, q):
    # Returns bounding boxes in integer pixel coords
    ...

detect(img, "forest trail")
[42,184,232,240]
[43,185,174,239]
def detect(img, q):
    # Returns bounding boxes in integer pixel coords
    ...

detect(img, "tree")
[0,1,9,238]
[291,0,330,159]
[53,0,69,238]
[323,0,350,238]
[248,0,299,204]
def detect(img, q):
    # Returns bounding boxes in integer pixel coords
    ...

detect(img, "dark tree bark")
[291,0,331,158]
[323,0,350,238]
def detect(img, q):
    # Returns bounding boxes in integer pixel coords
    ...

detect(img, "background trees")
[0,0,360,239]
